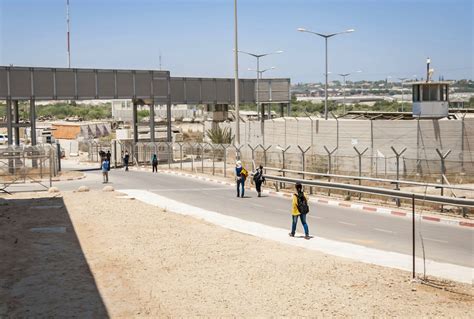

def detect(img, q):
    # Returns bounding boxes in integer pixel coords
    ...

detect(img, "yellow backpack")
[241,167,248,178]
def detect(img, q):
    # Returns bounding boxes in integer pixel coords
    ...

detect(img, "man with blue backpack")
[101,158,110,183]
[289,182,310,239]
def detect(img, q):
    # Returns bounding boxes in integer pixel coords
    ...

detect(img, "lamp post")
[338,70,361,115]
[398,77,407,112]
[297,27,354,120]
[248,66,276,127]
[234,0,240,145]
[239,50,283,121]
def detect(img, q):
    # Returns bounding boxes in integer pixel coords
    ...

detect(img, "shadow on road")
[0,196,108,317]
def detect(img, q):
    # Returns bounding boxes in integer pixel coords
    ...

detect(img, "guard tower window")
[413,85,420,102]
[422,85,430,101]
[429,85,438,101]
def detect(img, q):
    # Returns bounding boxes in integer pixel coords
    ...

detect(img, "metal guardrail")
[264,167,474,192]
[264,174,474,208]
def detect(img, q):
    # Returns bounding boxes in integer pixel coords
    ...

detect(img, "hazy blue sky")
[0,0,472,82]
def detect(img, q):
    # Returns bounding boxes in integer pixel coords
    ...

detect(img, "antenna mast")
[66,0,71,68]
[159,51,162,70]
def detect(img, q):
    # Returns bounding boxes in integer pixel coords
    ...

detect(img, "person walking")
[106,150,111,162]
[289,183,310,239]
[123,151,130,171]
[151,153,158,173]
[235,160,247,198]
[101,158,110,183]
[253,165,266,197]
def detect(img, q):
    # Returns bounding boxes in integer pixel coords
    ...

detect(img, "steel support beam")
[132,100,138,143]
[30,99,37,145]
[13,100,20,146]
[149,101,155,142]
[6,99,13,145]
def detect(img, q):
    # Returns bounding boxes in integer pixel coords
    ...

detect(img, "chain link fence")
[0,144,58,193]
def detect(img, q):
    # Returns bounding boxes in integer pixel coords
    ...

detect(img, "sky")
[0,0,472,83]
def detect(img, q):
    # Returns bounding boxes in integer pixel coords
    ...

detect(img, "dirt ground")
[1,190,472,317]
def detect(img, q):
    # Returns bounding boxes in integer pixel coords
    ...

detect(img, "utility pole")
[234,0,240,145]
[66,0,71,68]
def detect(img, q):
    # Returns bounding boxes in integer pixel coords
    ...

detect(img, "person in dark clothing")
[123,151,130,171]
[99,150,106,169]
[253,165,266,197]
[151,154,158,173]
[105,151,111,171]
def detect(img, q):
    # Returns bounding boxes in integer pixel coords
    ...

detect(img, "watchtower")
[412,58,449,118]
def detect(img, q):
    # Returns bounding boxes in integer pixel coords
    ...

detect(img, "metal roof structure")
[0,65,291,146]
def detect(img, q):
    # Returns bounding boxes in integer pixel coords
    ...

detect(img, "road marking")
[374,228,395,234]
[338,221,356,226]
[424,237,449,244]
[149,187,227,192]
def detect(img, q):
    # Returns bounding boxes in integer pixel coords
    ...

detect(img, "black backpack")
[296,192,309,214]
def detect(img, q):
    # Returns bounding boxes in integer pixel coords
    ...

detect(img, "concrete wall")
[215,117,474,178]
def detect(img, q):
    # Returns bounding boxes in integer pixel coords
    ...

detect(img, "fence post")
[277,145,291,189]
[258,144,272,174]
[435,148,451,212]
[412,194,416,280]
[49,147,53,187]
[353,146,369,200]
[177,143,183,171]
[323,145,337,196]
[167,142,172,169]
[233,143,243,162]
[209,143,216,175]
[297,145,311,192]
[390,146,407,207]
[113,140,117,168]
[221,144,229,177]
[247,144,258,171]
[200,143,205,173]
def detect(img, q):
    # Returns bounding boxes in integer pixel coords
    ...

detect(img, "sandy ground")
[1,190,472,317]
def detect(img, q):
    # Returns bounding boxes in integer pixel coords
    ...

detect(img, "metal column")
[166,76,172,142]
[13,100,20,146]
[30,99,37,145]
[132,100,138,143]
[149,101,155,142]
[6,99,13,145]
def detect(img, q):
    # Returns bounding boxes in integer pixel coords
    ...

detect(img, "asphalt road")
[9,168,474,268]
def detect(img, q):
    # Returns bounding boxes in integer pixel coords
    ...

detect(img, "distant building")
[51,121,111,140]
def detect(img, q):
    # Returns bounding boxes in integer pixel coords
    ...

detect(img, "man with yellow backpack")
[235,160,248,198]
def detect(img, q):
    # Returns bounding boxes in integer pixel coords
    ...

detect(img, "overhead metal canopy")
[0,66,290,103]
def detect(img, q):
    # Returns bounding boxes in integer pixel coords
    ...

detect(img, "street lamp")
[398,77,407,112]
[240,50,282,145]
[247,66,276,120]
[338,70,361,115]
[239,50,283,121]
[233,0,240,146]
[297,27,354,120]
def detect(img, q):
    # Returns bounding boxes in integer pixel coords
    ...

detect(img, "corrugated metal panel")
[170,78,185,103]
[135,71,152,98]
[77,70,96,99]
[0,66,289,103]
[185,78,201,104]
[56,69,75,99]
[34,69,54,99]
[116,71,133,98]
[10,68,30,99]
[97,70,114,98]
[0,68,8,98]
